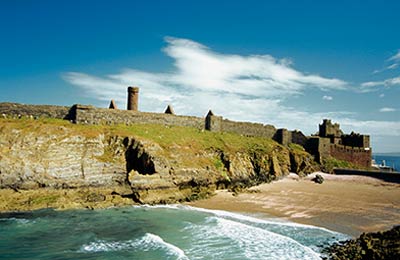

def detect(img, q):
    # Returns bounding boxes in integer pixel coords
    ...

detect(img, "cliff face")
[0,118,317,208]
[0,127,126,189]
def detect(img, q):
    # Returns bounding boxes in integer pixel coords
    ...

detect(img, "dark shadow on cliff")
[123,137,156,175]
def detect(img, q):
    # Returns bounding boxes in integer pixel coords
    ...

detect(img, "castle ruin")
[0,87,372,168]
[305,119,371,167]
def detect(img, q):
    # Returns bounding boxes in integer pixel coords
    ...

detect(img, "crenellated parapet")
[305,119,371,167]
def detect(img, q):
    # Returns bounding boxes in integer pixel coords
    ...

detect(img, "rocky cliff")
[0,118,317,210]
[323,226,400,260]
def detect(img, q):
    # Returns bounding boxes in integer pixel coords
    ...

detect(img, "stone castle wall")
[291,130,308,146]
[304,136,371,167]
[273,129,309,147]
[74,105,205,129]
[319,119,343,137]
[341,134,370,148]
[220,119,277,139]
[0,102,72,120]
[304,137,330,163]
[0,102,307,146]
[76,105,278,140]
[329,144,371,168]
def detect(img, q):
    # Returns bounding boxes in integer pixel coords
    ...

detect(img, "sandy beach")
[189,172,400,237]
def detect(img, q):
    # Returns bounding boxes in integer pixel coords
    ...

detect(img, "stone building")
[305,119,371,168]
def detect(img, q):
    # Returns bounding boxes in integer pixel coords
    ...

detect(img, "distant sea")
[0,205,349,260]
[373,153,400,172]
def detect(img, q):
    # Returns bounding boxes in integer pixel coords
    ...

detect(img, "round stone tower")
[127,87,139,111]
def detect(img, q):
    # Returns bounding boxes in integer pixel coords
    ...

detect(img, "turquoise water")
[0,205,348,260]
[373,155,400,171]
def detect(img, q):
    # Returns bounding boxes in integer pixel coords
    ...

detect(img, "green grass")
[0,118,282,168]
[31,194,60,205]
[288,143,305,152]
[0,118,277,151]
[322,156,359,173]
[213,157,231,182]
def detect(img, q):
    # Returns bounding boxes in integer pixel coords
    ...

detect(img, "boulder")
[312,174,324,184]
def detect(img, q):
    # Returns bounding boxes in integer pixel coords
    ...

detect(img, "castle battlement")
[305,119,371,167]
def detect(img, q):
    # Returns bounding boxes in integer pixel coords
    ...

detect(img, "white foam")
[79,233,188,259]
[0,217,33,224]
[79,239,135,252]
[187,205,334,231]
[134,204,342,235]
[216,217,321,259]
[142,233,188,259]
[131,204,348,258]
[185,216,321,260]
[132,204,181,210]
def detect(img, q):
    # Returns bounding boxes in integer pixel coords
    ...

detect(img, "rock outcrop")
[0,118,318,210]
[0,129,126,189]
[323,226,400,260]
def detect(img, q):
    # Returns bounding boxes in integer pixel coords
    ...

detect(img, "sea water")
[373,154,400,172]
[0,205,349,260]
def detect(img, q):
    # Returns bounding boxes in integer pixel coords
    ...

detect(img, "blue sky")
[1,0,399,152]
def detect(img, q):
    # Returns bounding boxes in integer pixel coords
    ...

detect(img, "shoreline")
[1,172,399,237]
[0,186,136,212]
[189,172,400,237]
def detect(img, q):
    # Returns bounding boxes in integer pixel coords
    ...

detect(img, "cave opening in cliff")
[124,139,156,175]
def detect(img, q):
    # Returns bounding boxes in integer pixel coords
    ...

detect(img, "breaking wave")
[79,233,188,259]
[133,204,349,256]
[1,205,349,259]
[142,204,338,232]
[186,216,321,260]
[0,217,33,224]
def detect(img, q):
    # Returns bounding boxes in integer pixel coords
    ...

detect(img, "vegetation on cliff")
[0,117,318,210]
[321,157,359,173]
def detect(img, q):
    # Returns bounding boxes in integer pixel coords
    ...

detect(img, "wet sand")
[189,172,400,237]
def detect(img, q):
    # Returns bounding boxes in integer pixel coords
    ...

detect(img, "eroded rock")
[323,226,400,260]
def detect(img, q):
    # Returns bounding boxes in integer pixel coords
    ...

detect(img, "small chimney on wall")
[127,86,139,111]
[164,105,175,115]
[109,99,118,109]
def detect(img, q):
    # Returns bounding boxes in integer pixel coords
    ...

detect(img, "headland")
[0,87,398,239]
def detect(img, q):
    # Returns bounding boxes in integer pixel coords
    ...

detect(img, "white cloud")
[372,50,400,74]
[322,95,333,101]
[388,50,400,62]
[64,37,348,119]
[386,63,398,70]
[63,37,400,152]
[64,37,346,103]
[379,93,385,98]
[379,107,396,112]
[360,76,400,92]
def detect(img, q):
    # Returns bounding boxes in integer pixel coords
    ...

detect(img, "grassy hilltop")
[0,117,317,211]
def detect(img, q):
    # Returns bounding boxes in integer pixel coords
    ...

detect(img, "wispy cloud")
[64,37,347,104]
[379,107,396,112]
[373,50,400,74]
[63,37,400,147]
[360,76,400,92]
[388,50,400,62]
[322,95,333,101]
